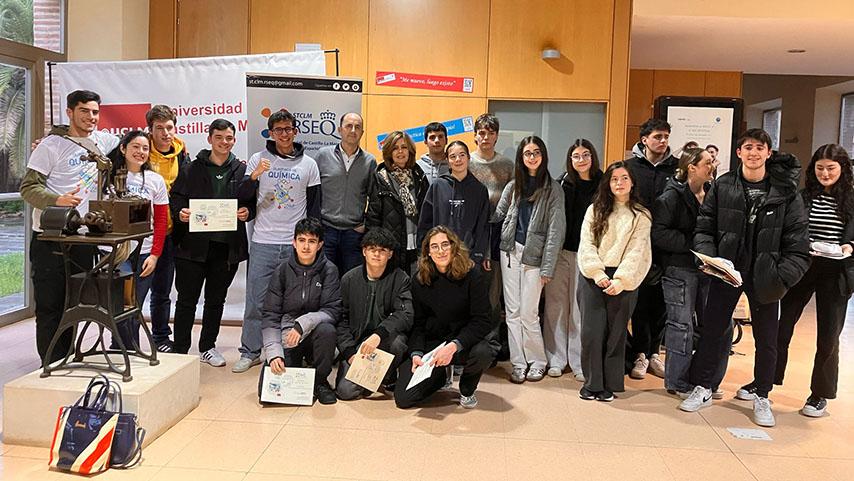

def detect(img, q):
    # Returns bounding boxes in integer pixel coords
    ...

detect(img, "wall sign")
[376,71,474,93]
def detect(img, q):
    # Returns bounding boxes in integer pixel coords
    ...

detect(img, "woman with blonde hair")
[394,225,495,409]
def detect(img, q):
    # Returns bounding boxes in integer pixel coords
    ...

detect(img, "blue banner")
[377,116,474,149]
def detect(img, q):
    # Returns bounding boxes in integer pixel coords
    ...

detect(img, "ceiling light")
[787,49,806,54]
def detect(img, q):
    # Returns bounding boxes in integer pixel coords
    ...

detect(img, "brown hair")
[591,161,649,247]
[381,131,416,169]
[145,104,177,129]
[674,147,707,182]
[415,225,475,286]
[565,138,601,182]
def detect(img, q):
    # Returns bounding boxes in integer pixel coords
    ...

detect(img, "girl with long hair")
[577,161,651,401]
[543,139,603,381]
[394,226,495,409]
[774,144,854,417]
[494,136,565,383]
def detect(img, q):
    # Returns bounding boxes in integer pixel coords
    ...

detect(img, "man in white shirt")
[20,89,120,364]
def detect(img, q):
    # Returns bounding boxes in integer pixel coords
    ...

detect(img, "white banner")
[55,52,326,160]
[245,73,363,158]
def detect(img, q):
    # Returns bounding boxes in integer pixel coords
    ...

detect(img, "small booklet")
[344,347,395,393]
[810,241,851,260]
[406,342,447,391]
[260,366,315,405]
[692,250,743,287]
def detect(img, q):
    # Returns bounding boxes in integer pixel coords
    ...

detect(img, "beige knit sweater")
[578,201,652,294]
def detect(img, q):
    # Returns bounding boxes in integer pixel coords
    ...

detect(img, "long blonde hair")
[416,225,475,286]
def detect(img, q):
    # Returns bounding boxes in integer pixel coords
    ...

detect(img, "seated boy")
[260,217,341,404]
[336,227,413,400]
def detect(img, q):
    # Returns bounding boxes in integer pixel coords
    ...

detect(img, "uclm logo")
[97,103,152,134]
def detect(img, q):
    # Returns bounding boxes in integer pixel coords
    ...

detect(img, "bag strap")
[108,378,124,413]
[79,374,111,410]
[111,426,146,469]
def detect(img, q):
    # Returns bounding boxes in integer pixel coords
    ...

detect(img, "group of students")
[21,91,853,422]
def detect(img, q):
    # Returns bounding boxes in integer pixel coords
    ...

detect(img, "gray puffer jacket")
[494,178,566,278]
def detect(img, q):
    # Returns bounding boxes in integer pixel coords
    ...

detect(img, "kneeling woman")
[577,161,651,401]
[395,226,495,409]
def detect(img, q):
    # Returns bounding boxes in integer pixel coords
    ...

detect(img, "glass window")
[0,0,64,53]
[840,93,854,158]
[762,108,781,150]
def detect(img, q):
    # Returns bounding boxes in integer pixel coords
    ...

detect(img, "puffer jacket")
[494,178,566,278]
[693,152,810,304]
[261,250,341,361]
[652,177,707,269]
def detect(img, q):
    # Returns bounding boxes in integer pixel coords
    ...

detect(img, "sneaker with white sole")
[801,396,826,418]
[736,383,758,400]
[630,353,648,379]
[753,396,775,427]
[547,367,563,377]
[510,367,527,384]
[526,368,545,382]
[712,389,724,400]
[679,385,712,412]
[232,356,261,373]
[199,348,226,367]
[460,393,478,409]
[156,342,174,353]
[579,387,596,400]
[573,372,585,382]
[648,353,665,378]
[596,390,615,402]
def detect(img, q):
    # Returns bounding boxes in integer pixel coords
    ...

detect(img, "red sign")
[375,71,473,93]
[97,103,151,132]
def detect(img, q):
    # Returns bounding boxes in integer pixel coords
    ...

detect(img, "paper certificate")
[189,199,238,232]
[260,366,316,405]
[406,342,447,391]
[345,348,394,392]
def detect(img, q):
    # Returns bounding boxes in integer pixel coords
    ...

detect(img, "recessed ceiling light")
[787,49,806,54]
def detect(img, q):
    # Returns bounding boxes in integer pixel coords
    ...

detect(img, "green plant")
[0,251,24,297]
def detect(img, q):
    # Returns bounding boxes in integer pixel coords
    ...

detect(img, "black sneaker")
[802,396,827,418]
[596,391,615,402]
[579,387,596,400]
[315,381,337,405]
[735,383,758,401]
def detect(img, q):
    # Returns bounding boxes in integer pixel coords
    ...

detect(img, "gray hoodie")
[416,153,450,184]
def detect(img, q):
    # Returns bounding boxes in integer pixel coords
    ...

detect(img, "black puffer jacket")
[365,163,429,270]
[652,177,707,269]
[693,152,810,304]
[625,142,679,210]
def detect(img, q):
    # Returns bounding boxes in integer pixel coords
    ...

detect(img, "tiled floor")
[1,298,852,480]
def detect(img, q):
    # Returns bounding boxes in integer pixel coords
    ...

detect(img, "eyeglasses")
[522,150,542,159]
[429,241,452,252]
[571,152,592,161]
[271,126,295,135]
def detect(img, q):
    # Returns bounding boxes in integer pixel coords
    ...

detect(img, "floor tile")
[166,420,281,471]
[251,425,356,477]
[419,434,507,481]
[657,447,755,481]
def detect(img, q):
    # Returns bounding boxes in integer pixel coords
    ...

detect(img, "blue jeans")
[322,226,362,277]
[148,235,175,345]
[662,266,730,393]
[112,253,155,349]
[239,241,291,359]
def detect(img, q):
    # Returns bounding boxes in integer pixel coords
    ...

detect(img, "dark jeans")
[282,322,337,387]
[628,281,666,359]
[394,340,495,408]
[689,278,780,397]
[111,253,155,350]
[322,226,363,277]
[172,242,239,354]
[148,234,175,345]
[30,234,95,365]
[335,333,408,400]
[775,257,850,399]
[579,269,639,393]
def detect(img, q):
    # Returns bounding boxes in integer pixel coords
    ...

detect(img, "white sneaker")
[630,353,649,379]
[712,389,724,400]
[573,372,585,382]
[547,367,563,378]
[199,348,226,367]
[231,356,261,373]
[736,383,758,401]
[460,393,478,409]
[648,354,665,378]
[679,385,712,412]
[753,396,775,427]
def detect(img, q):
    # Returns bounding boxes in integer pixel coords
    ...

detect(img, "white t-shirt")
[247,148,321,245]
[125,170,169,255]
[27,131,120,231]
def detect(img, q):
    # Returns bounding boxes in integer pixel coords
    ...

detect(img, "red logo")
[97,103,152,132]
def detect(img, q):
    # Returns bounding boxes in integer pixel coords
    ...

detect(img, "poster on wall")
[376,116,474,150]
[245,74,363,158]
[375,71,474,93]
[655,96,744,176]
[55,51,326,160]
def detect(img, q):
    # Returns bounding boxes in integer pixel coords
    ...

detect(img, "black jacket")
[169,150,257,264]
[558,170,602,252]
[802,193,854,297]
[365,163,429,269]
[408,268,493,356]
[693,152,810,304]
[337,263,414,361]
[625,142,679,210]
[417,172,490,263]
[652,177,707,269]
[261,250,341,361]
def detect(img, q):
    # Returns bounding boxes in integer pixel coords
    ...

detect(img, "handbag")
[49,375,145,474]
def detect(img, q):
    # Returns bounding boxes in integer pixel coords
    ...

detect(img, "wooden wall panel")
[249,0,368,79]
[365,0,488,96]
[362,95,488,160]
[488,0,614,100]
[176,0,249,58]
[652,70,706,98]
[704,71,743,97]
[605,0,632,164]
[148,0,175,59]
[627,69,654,126]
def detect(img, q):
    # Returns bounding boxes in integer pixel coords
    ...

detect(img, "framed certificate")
[188,199,238,232]
[260,366,315,405]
